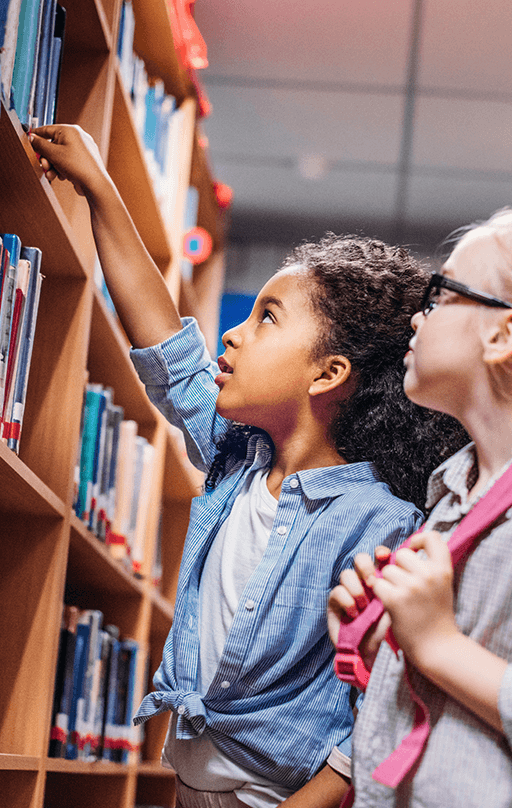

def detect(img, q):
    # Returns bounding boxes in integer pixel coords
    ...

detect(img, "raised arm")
[30,124,182,348]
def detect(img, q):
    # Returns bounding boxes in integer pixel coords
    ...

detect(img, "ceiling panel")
[207,160,398,220]
[195,0,413,85]
[202,86,404,164]
[419,0,512,95]
[413,97,512,172]
[407,172,512,229]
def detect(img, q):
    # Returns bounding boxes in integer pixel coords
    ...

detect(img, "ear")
[482,311,512,365]
[309,355,352,396]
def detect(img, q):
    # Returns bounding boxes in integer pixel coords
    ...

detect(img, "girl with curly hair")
[30,124,465,808]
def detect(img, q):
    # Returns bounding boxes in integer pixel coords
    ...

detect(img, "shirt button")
[245,599,255,610]
[188,616,194,629]
[221,680,230,689]
[277,525,287,535]
[177,705,186,715]
[290,478,299,488]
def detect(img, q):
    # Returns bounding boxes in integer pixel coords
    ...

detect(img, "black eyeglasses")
[420,272,512,316]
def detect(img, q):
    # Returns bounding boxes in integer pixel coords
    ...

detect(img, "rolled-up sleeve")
[130,317,232,471]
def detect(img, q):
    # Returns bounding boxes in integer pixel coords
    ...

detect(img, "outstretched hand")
[327,545,392,672]
[29,124,108,198]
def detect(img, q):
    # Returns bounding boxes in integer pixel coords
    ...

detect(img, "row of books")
[117,0,179,205]
[0,233,43,453]
[0,0,66,127]
[74,382,156,577]
[49,605,141,762]
[117,0,192,228]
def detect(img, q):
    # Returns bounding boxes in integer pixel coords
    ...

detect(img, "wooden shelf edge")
[137,761,175,778]
[0,754,39,771]
[45,757,131,775]
[0,441,66,518]
[70,513,146,598]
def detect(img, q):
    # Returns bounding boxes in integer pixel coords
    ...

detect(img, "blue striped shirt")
[131,318,422,790]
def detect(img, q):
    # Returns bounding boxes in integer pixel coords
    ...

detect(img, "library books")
[6,0,66,127]
[117,0,179,211]
[74,381,156,577]
[0,234,44,453]
[49,604,141,763]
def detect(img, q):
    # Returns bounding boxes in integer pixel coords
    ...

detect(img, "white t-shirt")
[163,468,294,807]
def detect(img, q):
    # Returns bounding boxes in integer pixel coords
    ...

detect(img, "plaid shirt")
[130,318,421,790]
[352,442,512,807]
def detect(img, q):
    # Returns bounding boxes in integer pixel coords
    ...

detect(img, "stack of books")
[49,605,141,763]
[73,382,156,577]
[0,233,43,454]
[1,0,66,127]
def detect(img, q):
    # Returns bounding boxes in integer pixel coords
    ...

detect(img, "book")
[32,0,56,126]
[0,0,23,104]
[10,0,43,124]
[108,418,138,562]
[1,257,30,437]
[131,438,155,576]
[75,384,107,524]
[5,245,43,452]
[110,638,138,763]
[65,614,91,759]
[101,627,120,761]
[0,233,21,416]
[75,609,103,760]
[44,2,65,125]
[48,604,79,758]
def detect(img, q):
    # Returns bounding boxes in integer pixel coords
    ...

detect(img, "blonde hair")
[447,208,512,300]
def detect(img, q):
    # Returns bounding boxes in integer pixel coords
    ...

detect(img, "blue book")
[6,245,43,453]
[65,619,91,760]
[75,385,106,523]
[11,0,43,124]
[102,630,120,761]
[112,638,138,763]
[32,0,55,126]
[0,233,21,416]
[44,1,64,124]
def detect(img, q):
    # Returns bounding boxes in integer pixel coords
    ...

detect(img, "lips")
[215,356,233,387]
[217,356,233,374]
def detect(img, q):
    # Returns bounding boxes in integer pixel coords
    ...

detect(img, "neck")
[458,390,512,497]
[266,429,345,499]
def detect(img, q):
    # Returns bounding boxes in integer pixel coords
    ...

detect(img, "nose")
[411,310,424,332]
[222,324,243,349]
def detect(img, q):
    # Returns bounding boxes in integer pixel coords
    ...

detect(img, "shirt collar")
[296,461,381,499]
[246,431,382,499]
[425,441,477,511]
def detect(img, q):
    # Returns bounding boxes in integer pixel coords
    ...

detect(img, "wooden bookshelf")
[0,0,224,806]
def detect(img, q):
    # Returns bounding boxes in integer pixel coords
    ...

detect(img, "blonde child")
[328,209,512,807]
[31,124,465,808]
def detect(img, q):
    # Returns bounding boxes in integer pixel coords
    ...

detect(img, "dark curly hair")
[206,234,468,509]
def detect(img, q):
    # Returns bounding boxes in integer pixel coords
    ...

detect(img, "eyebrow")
[258,295,285,310]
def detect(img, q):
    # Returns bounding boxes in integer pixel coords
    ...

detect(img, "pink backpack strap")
[335,462,512,794]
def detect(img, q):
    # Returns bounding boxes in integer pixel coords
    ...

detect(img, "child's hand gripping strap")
[335,461,512,794]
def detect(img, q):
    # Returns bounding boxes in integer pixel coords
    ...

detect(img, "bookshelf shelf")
[0,0,222,805]
[0,442,66,516]
[0,755,40,771]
